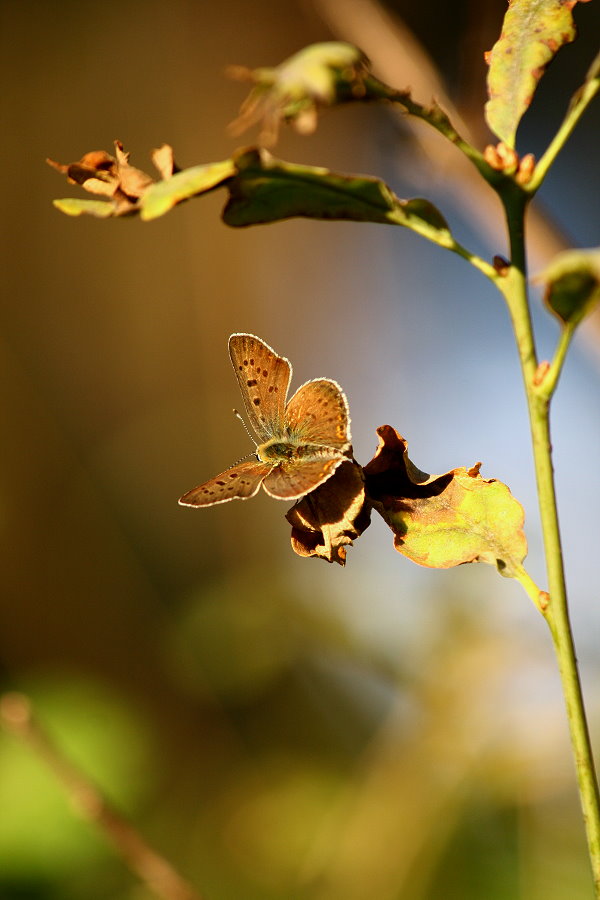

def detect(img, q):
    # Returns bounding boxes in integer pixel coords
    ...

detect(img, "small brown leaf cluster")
[47,142,177,216]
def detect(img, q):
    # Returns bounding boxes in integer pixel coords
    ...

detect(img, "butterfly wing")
[178,459,272,506]
[262,457,345,500]
[229,333,291,443]
[284,379,351,451]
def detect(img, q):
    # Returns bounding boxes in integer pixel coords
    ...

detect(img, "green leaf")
[485,0,580,147]
[364,426,527,576]
[51,144,452,245]
[223,149,451,241]
[140,160,236,221]
[539,247,600,327]
[52,198,116,218]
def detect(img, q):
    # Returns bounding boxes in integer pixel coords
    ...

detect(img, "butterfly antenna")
[230,409,259,465]
[233,408,256,444]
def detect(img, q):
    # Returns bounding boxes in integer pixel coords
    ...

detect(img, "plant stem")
[513,565,548,614]
[0,693,205,900]
[526,49,600,195]
[497,188,600,895]
[361,76,505,186]
[536,322,576,401]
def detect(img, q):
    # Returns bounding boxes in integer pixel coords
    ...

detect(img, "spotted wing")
[262,457,345,500]
[178,459,272,507]
[284,379,351,451]
[229,333,291,444]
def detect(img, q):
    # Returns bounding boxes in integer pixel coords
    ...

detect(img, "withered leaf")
[151,143,179,180]
[286,460,370,565]
[112,141,154,198]
[364,426,527,576]
[48,141,176,217]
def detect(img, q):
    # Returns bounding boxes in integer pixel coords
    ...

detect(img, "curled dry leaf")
[151,144,179,180]
[363,425,527,575]
[48,141,176,217]
[286,460,370,565]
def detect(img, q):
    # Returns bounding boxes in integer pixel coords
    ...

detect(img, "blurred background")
[1,0,599,897]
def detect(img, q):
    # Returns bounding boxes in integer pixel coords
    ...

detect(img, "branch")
[0,693,206,900]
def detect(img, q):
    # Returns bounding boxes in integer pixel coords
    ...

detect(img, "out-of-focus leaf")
[49,142,182,219]
[485,0,584,147]
[47,142,152,200]
[52,198,117,218]
[228,41,369,146]
[364,426,527,576]
[538,247,600,326]
[223,149,450,237]
[140,160,236,221]
[151,143,178,180]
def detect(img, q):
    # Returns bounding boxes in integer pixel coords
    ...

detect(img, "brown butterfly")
[179,333,352,506]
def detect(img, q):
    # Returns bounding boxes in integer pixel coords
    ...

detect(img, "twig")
[308,0,600,356]
[0,692,206,900]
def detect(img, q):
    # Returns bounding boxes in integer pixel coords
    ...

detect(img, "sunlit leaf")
[485,0,584,147]
[223,149,450,237]
[140,160,236,221]
[52,198,117,218]
[364,426,527,575]
[538,247,600,326]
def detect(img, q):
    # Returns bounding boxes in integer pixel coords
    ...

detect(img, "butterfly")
[179,333,352,506]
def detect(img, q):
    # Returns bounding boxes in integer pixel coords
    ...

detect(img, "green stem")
[386,208,498,280]
[527,49,600,194]
[449,241,499,280]
[535,322,576,401]
[497,190,600,895]
[362,76,505,186]
[513,565,548,614]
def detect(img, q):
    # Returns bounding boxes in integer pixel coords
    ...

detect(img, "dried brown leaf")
[286,460,370,565]
[151,143,178,180]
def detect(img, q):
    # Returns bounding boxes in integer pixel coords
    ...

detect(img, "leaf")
[52,198,118,218]
[485,0,583,147]
[50,143,451,241]
[228,42,369,146]
[286,460,370,565]
[151,143,178,180]
[47,142,153,200]
[49,142,181,219]
[538,247,600,326]
[140,160,236,221]
[223,148,450,238]
[364,426,527,575]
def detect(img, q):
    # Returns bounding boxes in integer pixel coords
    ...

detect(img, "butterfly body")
[257,438,345,463]
[179,334,351,507]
